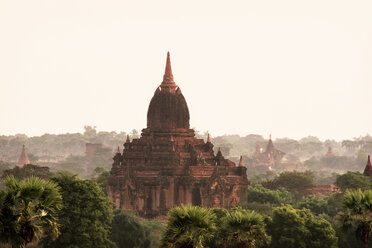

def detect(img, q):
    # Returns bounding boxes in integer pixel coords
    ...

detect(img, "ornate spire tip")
[239,156,244,167]
[162,51,175,86]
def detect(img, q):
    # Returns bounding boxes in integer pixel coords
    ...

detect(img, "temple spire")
[161,52,177,90]
[363,155,372,177]
[18,144,30,165]
[207,133,211,143]
[325,146,334,158]
[126,135,130,143]
[116,146,120,154]
[164,52,173,79]
[239,156,244,167]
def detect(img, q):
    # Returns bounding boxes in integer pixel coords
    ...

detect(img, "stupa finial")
[239,156,244,167]
[161,52,176,89]
[164,52,173,78]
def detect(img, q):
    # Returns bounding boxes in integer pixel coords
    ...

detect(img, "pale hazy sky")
[0,0,371,141]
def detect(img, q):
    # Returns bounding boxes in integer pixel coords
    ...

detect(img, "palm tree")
[337,189,372,248]
[220,208,269,248]
[160,205,216,248]
[0,176,62,248]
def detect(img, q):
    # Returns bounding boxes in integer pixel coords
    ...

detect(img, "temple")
[324,146,335,158]
[107,53,248,218]
[249,136,285,167]
[17,144,30,165]
[363,155,372,177]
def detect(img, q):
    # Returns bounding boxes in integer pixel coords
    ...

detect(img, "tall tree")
[40,174,116,248]
[267,205,337,248]
[0,176,62,248]
[296,196,329,216]
[337,189,372,248]
[219,208,269,248]
[160,205,216,248]
[336,172,372,192]
[110,210,163,248]
[265,171,315,201]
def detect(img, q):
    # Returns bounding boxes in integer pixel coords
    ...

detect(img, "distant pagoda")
[107,53,248,218]
[324,146,335,158]
[17,144,30,165]
[363,155,372,177]
[250,135,285,167]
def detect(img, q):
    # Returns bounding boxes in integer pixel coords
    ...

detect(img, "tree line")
[3,164,372,247]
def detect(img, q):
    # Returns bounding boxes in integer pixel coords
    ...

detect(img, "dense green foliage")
[161,205,270,248]
[1,164,52,181]
[247,184,292,205]
[246,171,372,248]
[160,203,341,248]
[92,167,110,195]
[296,196,330,216]
[161,205,216,248]
[0,129,371,247]
[41,174,116,248]
[263,171,315,200]
[336,172,372,192]
[110,210,163,248]
[336,190,372,247]
[2,167,371,248]
[267,205,337,248]
[0,176,62,248]
[219,208,269,248]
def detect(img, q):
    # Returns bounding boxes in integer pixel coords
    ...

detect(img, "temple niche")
[107,53,248,218]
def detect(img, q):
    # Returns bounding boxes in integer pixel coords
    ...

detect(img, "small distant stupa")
[18,144,30,165]
[363,155,372,177]
[324,146,335,158]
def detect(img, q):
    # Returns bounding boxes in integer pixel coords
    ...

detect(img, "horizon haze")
[1,0,371,141]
